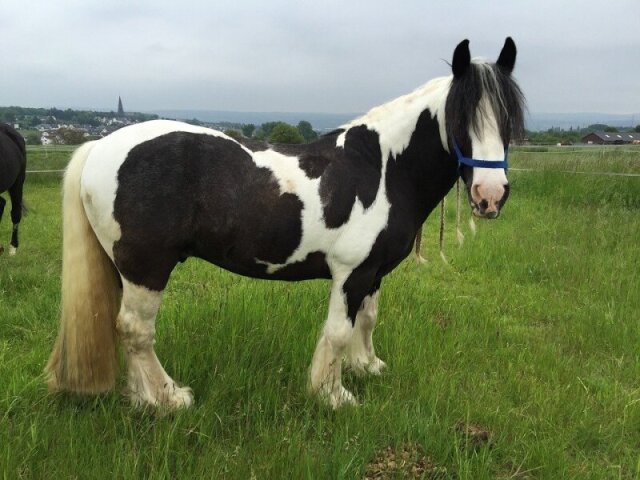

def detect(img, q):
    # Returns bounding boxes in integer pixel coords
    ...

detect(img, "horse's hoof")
[8,246,16,256]
[165,386,194,409]
[346,355,387,377]
[329,386,357,409]
[127,382,194,410]
[366,357,387,376]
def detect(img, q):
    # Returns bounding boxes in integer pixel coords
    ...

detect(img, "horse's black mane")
[445,61,525,148]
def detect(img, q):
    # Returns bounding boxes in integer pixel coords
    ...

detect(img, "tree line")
[182,118,321,144]
[228,120,318,144]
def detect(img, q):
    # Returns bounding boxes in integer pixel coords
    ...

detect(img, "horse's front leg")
[346,290,387,376]
[310,271,374,408]
[310,276,355,408]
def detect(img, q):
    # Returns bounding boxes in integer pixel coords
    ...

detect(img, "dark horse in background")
[0,123,26,256]
[46,38,525,409]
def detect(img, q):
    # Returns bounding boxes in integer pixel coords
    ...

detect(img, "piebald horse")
[46,38,525,409]
[0,123,26,256]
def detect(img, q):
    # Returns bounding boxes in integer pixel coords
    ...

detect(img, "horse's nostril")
[479,199,489,211]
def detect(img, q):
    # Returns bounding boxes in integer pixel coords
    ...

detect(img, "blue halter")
[453,142,509,172]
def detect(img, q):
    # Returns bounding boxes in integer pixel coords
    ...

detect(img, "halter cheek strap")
[453,142,509,171]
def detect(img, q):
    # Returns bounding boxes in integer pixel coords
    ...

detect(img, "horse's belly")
[197,248,332,281]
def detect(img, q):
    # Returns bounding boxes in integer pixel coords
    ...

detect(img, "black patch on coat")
[112,132,307,290]
[298,154,330,179]
[269,251,331,280]
[318,125,382,228]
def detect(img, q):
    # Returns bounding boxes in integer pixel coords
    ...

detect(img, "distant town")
[0,97,320,146]
[0,98,160,146]
[1,98,639,147]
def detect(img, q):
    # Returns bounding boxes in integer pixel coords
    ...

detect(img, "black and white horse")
[46,38,525,409]
[0,123,26,256]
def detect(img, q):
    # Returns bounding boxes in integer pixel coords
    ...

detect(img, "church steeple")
[117,96,124,117]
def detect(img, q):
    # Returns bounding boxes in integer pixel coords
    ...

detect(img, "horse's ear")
[496,37,517,74]
[451,39,471,78]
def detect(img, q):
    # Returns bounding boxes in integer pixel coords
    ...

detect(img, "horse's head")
[445,38,525,219]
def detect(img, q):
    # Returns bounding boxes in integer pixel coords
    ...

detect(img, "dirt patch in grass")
[455,422,492,450]
[364,443,451,479]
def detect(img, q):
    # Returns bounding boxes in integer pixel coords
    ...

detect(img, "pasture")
[1,145,639,478]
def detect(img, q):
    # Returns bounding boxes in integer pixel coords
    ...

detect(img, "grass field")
[1,145,639,479]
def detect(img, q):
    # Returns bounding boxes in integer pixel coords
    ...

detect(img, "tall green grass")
[1,147,638,478]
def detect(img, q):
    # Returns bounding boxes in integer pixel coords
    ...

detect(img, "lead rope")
[439,195,447,263]
[414,224,426,264]
[456,177,464,246]
[414,178,471,264]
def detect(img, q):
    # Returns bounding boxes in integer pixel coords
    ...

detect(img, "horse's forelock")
[445,61,525,148]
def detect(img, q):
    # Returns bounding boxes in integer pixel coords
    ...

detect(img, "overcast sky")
[1,1,638,115]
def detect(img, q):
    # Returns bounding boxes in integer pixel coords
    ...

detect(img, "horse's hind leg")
[346,290,387,376]
[8,174,24,256]
[0,196,5,255]
[118,277,193,409]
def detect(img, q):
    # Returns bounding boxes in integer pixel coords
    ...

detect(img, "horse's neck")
[389,109,458,229]
[344,76,451,159]
[348,77,457,229]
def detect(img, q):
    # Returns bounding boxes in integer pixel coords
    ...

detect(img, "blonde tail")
[45,141,121,394]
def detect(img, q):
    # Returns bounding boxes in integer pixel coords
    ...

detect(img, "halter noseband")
[453,141,509,172]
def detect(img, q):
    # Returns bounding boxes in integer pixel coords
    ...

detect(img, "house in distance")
[582,131,640,145]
